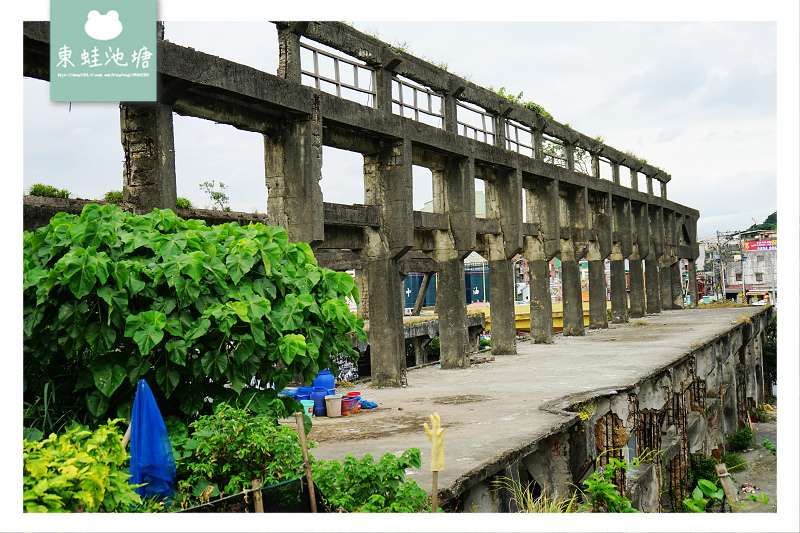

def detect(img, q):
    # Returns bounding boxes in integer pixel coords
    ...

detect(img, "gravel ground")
[730,415,778,513]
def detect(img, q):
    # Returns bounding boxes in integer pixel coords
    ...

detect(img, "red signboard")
[744,240,777,251]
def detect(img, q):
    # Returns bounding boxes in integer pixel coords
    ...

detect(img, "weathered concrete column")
[366,257,406,385]
[483,167,523,355]
[522,177,559,343]
[264,110,324,246]
[610,196,632,323]
[529,259,554,343]
[362,139,414,386]
[629,259,646,318]
[660,261,674,310]
[670,262,684,309]
[588,260,608,329]
[428,155,475,369]
[688,260,698,308]
[644,260,661,314]
[559,186,589,336]
[561,259,584,335]
[609,259,628,322]
[120,102,177,214]
[435,256,471,369]
[587,192,612,329]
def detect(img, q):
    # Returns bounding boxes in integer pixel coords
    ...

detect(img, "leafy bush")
[175,197,194,209]
[28,183,71,199]
[171,402,309,508]
[683,478,725,513]
[23,419,143,512]
[311,448,429,512]
[104,190,123,204]
[578,450,659,513]
[726,428,755,452]
[719,451,746,472]
[23,203,366,427]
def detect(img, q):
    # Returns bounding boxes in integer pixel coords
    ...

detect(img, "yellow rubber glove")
[424,412,445,471]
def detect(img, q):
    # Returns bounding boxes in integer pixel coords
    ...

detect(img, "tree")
[199,180,231,211]
[23,203,366,429]
[746,211,777,232]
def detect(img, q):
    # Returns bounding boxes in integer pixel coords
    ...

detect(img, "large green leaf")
[278,334,307,365]
[226,252,255,285]
[124,310,167,355]
[91,360,127,397]
[201,350,228,378]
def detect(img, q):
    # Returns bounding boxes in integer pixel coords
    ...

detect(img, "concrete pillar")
[645,260,661,314]
[361,139,414,386]
[277,24,303,81]
[671,262,684,309]
[264,112,324,245]
[436,257,471,369]
[660,261,674,310]
[629,259,646,318]
[354,269,369,320]
[561,260,584,336]
[609,259,628,323]
[688,260,698,308]
[630,167,639,191]
[366,257,406,385]
[522,177,559,343]
[120,103,177,214]
[488,259,516,353]
[529,259,554,343]
[588,260,608,329]
[484,167,523,355]
[429,155,475,369]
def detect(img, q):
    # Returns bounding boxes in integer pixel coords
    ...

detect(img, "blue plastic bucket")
[311,387,328,416]
[296,386,312,402]
[313,369,336,396]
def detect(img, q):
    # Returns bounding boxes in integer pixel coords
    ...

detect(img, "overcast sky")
[9,2,800,532]
[19,9,794,241]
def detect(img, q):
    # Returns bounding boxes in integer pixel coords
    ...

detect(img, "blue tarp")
[129,379,176,501]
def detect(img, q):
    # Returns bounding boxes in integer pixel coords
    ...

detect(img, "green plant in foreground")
[28,183,71,199]
[494,477,579,513]
[23,203,365,428]
[719,451,746,472]
[726,428,755,452]
[311,448,429,512]
[762,438,776,455]
[682,478,725,513]
[171,402,309,509]
[578,449,660,513]
[23,419,143,512]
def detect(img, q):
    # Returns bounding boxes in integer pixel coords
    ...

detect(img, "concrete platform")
[295,307,768,505]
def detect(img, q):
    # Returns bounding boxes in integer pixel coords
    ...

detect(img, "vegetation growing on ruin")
[28,183,71,199]
[23,203,366,432]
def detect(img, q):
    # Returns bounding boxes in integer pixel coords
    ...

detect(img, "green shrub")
[175,197,194,209]
[171,402,309,508]
[28,183,71,199]
[311,448,429,512]
[23,419,143,512]
[719,451,746,472]
[23,203,365,427]
[726,428,755,452]
[427,337,440,358]
[103,190,123,204]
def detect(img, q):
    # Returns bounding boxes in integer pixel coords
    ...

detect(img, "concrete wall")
[452,305,772,512]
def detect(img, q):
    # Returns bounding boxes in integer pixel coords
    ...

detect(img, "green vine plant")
[576,448,660,513]
[23,203,366,430]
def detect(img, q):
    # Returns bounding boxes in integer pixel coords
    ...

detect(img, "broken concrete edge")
[437,416,578,505]
[436,305,773,507]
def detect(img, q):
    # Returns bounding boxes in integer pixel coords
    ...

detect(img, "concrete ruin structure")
[24,20,701,388]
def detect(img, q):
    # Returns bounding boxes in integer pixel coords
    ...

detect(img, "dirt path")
[727,414,778,513]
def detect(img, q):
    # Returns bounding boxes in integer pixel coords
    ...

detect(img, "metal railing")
[299,40,376,107]
[456,100,495,145]
[391,75,444,129]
